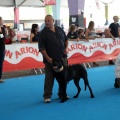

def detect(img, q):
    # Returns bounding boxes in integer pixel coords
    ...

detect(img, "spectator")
[6,26,15,43]
[85,21,101,40]
[78,29,86,40]
[30,24,40,73]
[30,24,39,43]
[67,24,79,41]
[85,21,101,67]
[108,16,120,65]
[109,16,120,39]
[0,17,6,83]
[38,15,68,103]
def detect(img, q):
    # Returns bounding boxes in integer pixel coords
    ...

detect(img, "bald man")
[38,15,69,103]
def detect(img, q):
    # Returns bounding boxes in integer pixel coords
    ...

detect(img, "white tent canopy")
[0,0,44,7]
[0,0,68,20]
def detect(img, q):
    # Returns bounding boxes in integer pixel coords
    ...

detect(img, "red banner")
[3,38,120,72]
[44,0,56,5]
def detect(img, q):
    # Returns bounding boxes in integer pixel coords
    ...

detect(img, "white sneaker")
[67,96,70,99]
[44,98,51,103]
[0,79,4,83]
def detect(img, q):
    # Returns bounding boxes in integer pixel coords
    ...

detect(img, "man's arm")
[40,49,52,64]
[64,40,68,54]
[108,28,115,40]
[109,23,115,40]
[38,32,52,64]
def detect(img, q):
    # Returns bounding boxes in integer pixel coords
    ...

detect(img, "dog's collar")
[53,66,64,72]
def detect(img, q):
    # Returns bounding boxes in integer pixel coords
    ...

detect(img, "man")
[38,15,68,103]
[108,16,120,65]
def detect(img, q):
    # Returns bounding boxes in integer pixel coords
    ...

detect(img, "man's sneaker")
[66,96,70,99]
[44,98,51,103]
[0,79,4,83]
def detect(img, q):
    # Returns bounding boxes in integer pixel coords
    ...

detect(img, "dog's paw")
[60,97,68,103]
[73,95,78,98]
[91,94,94,98]
[60,99,65,103]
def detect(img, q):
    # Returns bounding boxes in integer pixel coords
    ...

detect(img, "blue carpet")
[0,66,120,120]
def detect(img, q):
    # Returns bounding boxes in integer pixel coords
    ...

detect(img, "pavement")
[2,60,115,79]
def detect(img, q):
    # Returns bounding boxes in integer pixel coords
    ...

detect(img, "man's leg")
[43,63,54,102]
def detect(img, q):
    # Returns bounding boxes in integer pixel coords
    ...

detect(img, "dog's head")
[52,59,64,72]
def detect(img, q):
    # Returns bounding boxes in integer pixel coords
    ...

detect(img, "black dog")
[52,59,94,103]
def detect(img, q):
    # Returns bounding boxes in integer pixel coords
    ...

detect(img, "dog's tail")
[84,78,88,91]
[84,82,87,91]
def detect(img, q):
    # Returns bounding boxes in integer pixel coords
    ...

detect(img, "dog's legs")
[73,78,81,98]
[59,80,68,103]
[84,77,94,98]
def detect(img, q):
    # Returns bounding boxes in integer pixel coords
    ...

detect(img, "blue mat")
[0,66,120,120]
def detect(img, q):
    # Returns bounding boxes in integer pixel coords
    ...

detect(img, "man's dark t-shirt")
[109,23,119,37]
[38,26,68,63]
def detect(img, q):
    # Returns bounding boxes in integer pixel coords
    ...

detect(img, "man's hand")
[40,50,53,64]
[47,57,52,64]
[64,48,68,54]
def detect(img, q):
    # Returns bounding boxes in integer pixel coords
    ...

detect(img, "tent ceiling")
[0,0,118,8]
[0,0,45,7]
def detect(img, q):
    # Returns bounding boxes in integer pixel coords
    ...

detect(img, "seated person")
[78,29,85,39]
[114,54,120,88]
[78,29,89,42]
[104,29,111,38]
[7,26,15,39]
[67,24,79,41]
[85,21,101,40]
